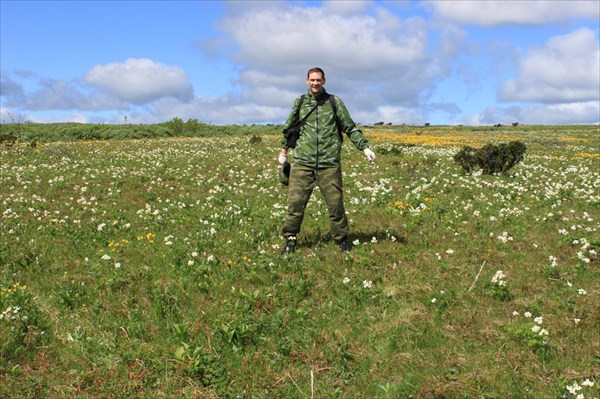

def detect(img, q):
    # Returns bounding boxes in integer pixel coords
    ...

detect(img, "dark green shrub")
[248,134,262,145]
[454,140,526,174]
[166,117,202,136]
[167,117,184,136]
[453,145,478,173]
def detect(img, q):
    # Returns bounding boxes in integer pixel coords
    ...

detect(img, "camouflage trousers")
[282,163,348,241]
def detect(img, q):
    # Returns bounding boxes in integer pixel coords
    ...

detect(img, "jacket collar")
[307,88,329,104]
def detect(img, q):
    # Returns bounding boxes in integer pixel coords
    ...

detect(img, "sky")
[1,0,599,126]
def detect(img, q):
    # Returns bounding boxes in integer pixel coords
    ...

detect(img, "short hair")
[307,67,325,79]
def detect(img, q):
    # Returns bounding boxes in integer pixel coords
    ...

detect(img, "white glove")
[278,153,288,165]
[363,148,376,162]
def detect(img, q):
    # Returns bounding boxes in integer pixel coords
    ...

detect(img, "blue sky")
[1,0,599,126]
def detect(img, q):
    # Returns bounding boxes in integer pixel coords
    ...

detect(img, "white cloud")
[127,96,287,125]
[354,104,426,125]
[462,101,600,126]
[220,6,427,73]
[0,72,25,100]
[1,74,127,111]
[427,0,599,27]
[29,112,90,124]
[3,2,597,126]
[207,3,445,124]
[0,106,93,124]
[523,101,599,124]
[84,58,194,104]
[0,107,20,124]
[322,0,371,16]
[501,28,600,103]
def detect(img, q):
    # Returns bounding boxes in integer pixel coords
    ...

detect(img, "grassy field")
[1,125,598,398]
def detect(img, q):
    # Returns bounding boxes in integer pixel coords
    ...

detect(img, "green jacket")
[282,89,369,169]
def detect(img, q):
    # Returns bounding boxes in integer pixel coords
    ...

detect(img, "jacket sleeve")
[281,96,303,148]
[335,96,369,151]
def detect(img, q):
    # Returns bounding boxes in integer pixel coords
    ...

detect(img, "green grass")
[1,125,599,398]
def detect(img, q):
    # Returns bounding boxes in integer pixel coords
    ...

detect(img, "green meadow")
[1,124,598,398]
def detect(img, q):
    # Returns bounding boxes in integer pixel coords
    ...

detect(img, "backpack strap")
[329,94,343,142]
[295,94,306,120]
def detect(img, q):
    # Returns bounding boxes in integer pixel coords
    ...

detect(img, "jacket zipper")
[315,100,319,169]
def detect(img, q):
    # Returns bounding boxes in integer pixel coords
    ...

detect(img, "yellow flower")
[146,232,156,243]
[392,200,410,209]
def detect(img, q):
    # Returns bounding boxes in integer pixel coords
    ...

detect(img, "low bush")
[454,140,526,174]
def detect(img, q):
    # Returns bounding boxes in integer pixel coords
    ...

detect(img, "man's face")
[306,72,325,95]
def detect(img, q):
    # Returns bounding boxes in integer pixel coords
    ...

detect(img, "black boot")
[282,236,297,254]
[338,236,350,253]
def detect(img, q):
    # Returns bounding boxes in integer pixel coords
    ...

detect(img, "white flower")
[431,298,437,303]
[371,237,377,243]
[191,251,198,257]
[496,232,513,243]
[446,249,454,254]
[531,325,541,333]
[188,260,194,266]
[352,239,360,246]
[342,277,350,284]
[512,311,519,316]
[582,379,594,387]
[538,328,549,336]
[534,316,543,325]
[524,311,532,318]
[567,382,581,394]
[114,262,121,268]
[363,280,372,289]
[574,318,581,324]
[101,254,111,260]
[578,288,587,295]
[491,270,506,284]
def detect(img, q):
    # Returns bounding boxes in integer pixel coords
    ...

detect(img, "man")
[278,67,376,253]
